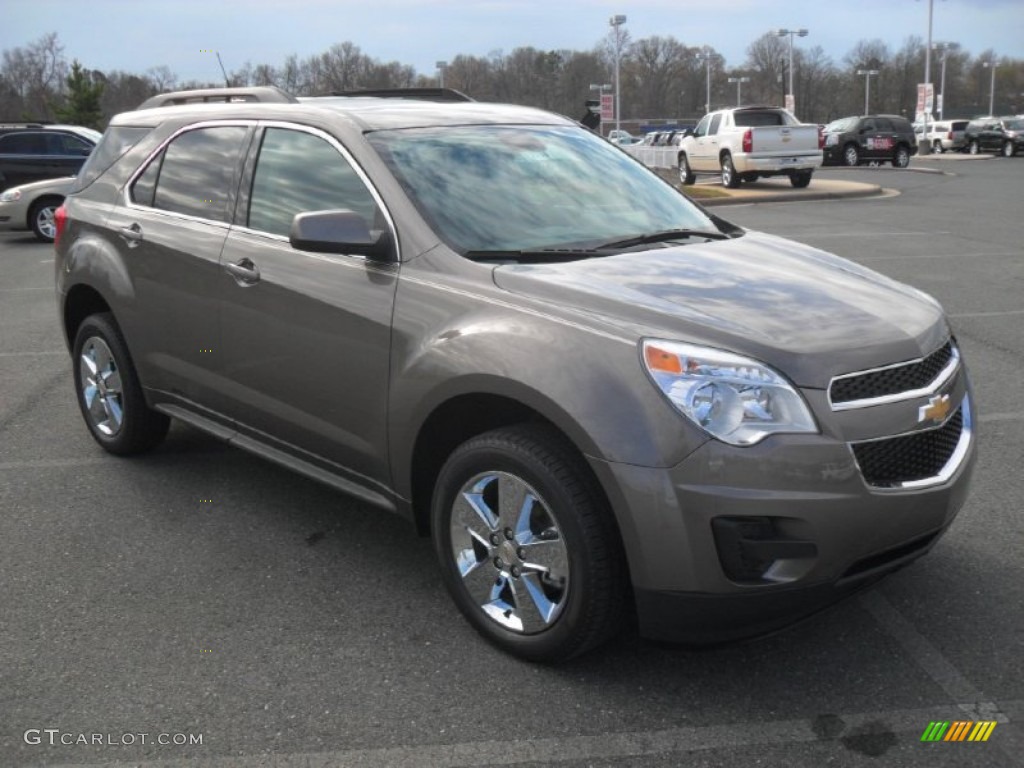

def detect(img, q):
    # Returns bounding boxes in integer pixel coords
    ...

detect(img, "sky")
[3,0,1022,85]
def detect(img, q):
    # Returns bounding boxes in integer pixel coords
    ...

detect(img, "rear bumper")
[732,155,822,174]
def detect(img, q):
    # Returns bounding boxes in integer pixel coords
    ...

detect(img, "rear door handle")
[119,223,143,247]
[225,257,260,285]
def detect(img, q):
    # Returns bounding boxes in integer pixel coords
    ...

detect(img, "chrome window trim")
[849,394,973,492]
[120,119,400,261]
[828,341,959,411]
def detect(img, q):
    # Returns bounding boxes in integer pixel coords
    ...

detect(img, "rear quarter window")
[72,126,152,191]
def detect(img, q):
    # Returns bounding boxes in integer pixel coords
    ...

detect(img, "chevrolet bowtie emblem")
[919,394,952,424]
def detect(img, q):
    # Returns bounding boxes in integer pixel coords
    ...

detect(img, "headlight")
[0,189,22,202]
[642,340,817,446]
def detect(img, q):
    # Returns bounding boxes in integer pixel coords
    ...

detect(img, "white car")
[607,129,639,145]
[0,175,75,242]
[914,120,969,153]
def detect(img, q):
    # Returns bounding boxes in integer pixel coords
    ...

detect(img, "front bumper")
[588,384,976,644]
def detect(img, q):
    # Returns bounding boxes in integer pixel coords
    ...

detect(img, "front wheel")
[892,145,911,168]
[1003,141,1016,158]
[789,170,812,188]
[431,424,627,662]
[969,140,980,155]
[678,153,695,185]
[72,313,170,455]
[720,154,741,188]
[30,197,62,242]
[933,140,944,154]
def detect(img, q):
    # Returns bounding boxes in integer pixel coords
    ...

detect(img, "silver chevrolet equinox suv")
[55,87,976,662]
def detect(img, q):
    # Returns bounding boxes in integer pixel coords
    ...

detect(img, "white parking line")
[41,700,1024,768]
[949,309,1024,319]
[859,592,1022,761]
[0,351,65,357]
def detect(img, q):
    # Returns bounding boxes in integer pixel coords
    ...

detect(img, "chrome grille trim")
[828,342,960,411]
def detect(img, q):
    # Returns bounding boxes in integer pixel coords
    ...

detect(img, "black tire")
[678,153,695,185]
[1003,141,1016,158]
[843,143,860,167]
[29,196,62,242]
[720,153,741,189]
[72,313,170,455]
[431,424,627,662]
[744,174,760,183]
[892,145,911,168]
[969,140,980,155]
[789,170,812,188]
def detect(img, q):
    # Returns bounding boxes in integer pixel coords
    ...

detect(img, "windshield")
[367,124,717,253]
[825,117,858,133]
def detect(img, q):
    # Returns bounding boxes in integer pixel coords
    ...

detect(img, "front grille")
[831,341,954,406]
[851,407,963,488]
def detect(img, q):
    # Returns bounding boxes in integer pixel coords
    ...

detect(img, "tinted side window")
[74,126,152,190]
[247,128,380,238]
[694,116,710,138]
[131,156,161,207]
[708,115,722,135]
[151,126,248,222]
[0,133,46,154]
[875,118,894,132]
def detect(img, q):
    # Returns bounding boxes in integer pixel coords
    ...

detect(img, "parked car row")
[964,116,1024,157]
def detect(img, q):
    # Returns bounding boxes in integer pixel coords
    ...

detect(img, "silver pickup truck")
[676,106,822,188]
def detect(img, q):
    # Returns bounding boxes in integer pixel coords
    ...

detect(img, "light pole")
[609,14,627,133]
[727,76,750,106]
[982,60,997,115]
[775,28,808,116]
[933,43,949,120]
[696,48,713,114]
[857,69,879,114]
[921,0,934,153]
[435,60,447,89]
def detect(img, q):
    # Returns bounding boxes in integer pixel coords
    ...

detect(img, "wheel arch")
[406,386,607,539]
[63,283,113,349]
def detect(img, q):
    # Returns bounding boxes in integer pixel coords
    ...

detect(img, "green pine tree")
[56,60,105,129]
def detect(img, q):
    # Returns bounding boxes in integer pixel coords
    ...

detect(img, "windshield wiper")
[463,248,613,264]
[594,228,729,250]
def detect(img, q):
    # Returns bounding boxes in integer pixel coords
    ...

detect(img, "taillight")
[818,126,825,150]
[742,129,752,154]
[54,205,67,247]
[947,131,953,140]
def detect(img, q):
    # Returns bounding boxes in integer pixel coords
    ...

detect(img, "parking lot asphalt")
[1,157,1022,767]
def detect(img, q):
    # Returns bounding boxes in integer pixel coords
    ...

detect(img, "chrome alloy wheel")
[79,337,124,436]
[35,205,57,240]
[449,471,570,633]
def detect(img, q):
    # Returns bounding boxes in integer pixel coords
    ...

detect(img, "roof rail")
[137,86,298,110]
[326,87,474,103]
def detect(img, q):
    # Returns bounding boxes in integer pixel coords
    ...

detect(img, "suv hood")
[493,231,948,389]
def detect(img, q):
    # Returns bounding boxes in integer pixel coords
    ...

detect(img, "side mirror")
[289,209,394,260]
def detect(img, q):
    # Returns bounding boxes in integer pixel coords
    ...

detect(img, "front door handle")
[225,257,260,285]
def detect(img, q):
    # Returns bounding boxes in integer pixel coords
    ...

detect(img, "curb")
[695,182,885,207]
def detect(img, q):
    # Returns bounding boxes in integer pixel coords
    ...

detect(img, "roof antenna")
[216,52,230,87]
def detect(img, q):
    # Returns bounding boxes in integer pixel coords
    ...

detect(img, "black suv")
[0,123,101,191]
[822,115,917,167]
[964,116,1024,157]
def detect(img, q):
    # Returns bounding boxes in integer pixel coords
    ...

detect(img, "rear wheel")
[1003,141,1016,158]
[29,197,62,242]
[969,140,980,155]
[72,313,170,455]
[892,145,911,168]
[843,143,860,166]
[678,153,695,185]
[789,170,812,188]
[932,140,943,154]
[431,424,627,662]
[720,154,741,188]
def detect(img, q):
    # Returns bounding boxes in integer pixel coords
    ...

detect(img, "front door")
[217,125,398,487]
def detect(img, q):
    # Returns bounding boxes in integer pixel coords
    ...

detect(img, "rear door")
[216,124,399,487]
[106,122,253,407]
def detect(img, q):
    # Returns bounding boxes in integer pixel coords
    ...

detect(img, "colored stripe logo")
[920,721,997,742]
